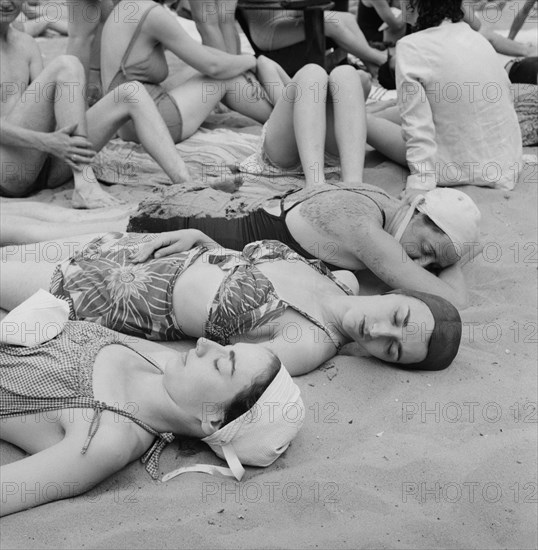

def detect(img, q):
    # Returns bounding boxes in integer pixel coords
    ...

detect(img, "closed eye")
[404,307,410,327]
[213,359,220,372]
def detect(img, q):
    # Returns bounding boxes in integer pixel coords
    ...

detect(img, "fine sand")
[1,4,537,549]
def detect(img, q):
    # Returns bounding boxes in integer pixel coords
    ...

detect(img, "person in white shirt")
[366,0,523,198]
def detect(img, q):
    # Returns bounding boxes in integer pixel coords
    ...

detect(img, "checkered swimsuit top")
[0,321,174,480]
[50,234,354,349]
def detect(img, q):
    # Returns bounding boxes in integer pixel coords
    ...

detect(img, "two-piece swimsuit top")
[50,235,355,348]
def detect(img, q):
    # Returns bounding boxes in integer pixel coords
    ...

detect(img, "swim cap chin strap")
[387,195,426,242]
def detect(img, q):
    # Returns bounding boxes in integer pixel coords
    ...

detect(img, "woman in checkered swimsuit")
[0,321,280,516]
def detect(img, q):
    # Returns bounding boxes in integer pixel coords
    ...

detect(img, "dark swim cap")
[388,289,462,371]
[378,60,396,90]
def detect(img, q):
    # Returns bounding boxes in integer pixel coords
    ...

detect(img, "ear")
[200,416,224,436]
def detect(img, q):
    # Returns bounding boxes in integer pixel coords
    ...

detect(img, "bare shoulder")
[12,28,41,62]
[64,409,153,468]
[10,26,38,50]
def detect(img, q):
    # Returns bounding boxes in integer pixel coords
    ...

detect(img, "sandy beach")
[1,3,537,549]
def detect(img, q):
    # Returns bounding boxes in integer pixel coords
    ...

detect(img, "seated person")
[101,0,265,144]
[367,0,523,196]
[0,2,193,207]
[1,318,302,515]
[1,230,464,376]
[13,0,68,37]
[239,0,388,70]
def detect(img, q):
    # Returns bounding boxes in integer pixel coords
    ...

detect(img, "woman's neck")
[118,354,205,438]
[318,294,364,343]
[384,203,407,238]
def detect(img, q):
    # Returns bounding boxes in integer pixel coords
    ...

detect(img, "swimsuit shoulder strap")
[119,3,160,74]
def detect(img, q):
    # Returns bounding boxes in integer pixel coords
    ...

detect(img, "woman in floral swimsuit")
[1,230,463,375]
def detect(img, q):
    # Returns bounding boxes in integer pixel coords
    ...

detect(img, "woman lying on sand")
[1,231,463,376]
[1,319,303,515]
[0,2,200,207]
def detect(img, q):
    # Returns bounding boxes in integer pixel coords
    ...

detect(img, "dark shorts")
[508,57,538,85]
[144,83,183,143]
[0,155,52,198]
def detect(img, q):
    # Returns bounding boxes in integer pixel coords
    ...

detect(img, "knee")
[329,64,358,81]
[295,63,329,82]
[50,54,85,79]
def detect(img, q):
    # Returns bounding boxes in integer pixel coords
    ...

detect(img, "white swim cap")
[202,364,304,480]
[417,189,481,249]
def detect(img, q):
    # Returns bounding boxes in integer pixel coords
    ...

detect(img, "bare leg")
[87,82,191,183]
[167,74,274,138]
[366,115,407,166]
[326,66,366,184]
[1,55,117,207]
[0,233,105,311]
[0,213,127,245]
[263,64,329,187]
[508,0,537,40]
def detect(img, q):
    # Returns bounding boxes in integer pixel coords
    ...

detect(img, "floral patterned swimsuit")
[50,233,354,347]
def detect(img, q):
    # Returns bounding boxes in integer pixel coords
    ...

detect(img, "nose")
[366,321,402,340]
[195,337,223,357]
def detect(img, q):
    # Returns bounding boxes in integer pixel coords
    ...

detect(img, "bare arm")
[372,0,405,32]
[129,229,219,263]
[353,224,469,308]
[146,5,256,79]
[0,428,133,516]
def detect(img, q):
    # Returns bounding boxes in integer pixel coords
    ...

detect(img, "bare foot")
[170,162,192,185]
[209,174,244,193]
[71,186,123,209]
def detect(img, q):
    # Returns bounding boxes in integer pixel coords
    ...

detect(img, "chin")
[0,13,20,23]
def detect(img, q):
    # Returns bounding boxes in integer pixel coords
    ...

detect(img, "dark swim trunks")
[0,155,52,198]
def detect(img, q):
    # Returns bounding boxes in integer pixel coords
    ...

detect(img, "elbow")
[203,61,224,79]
